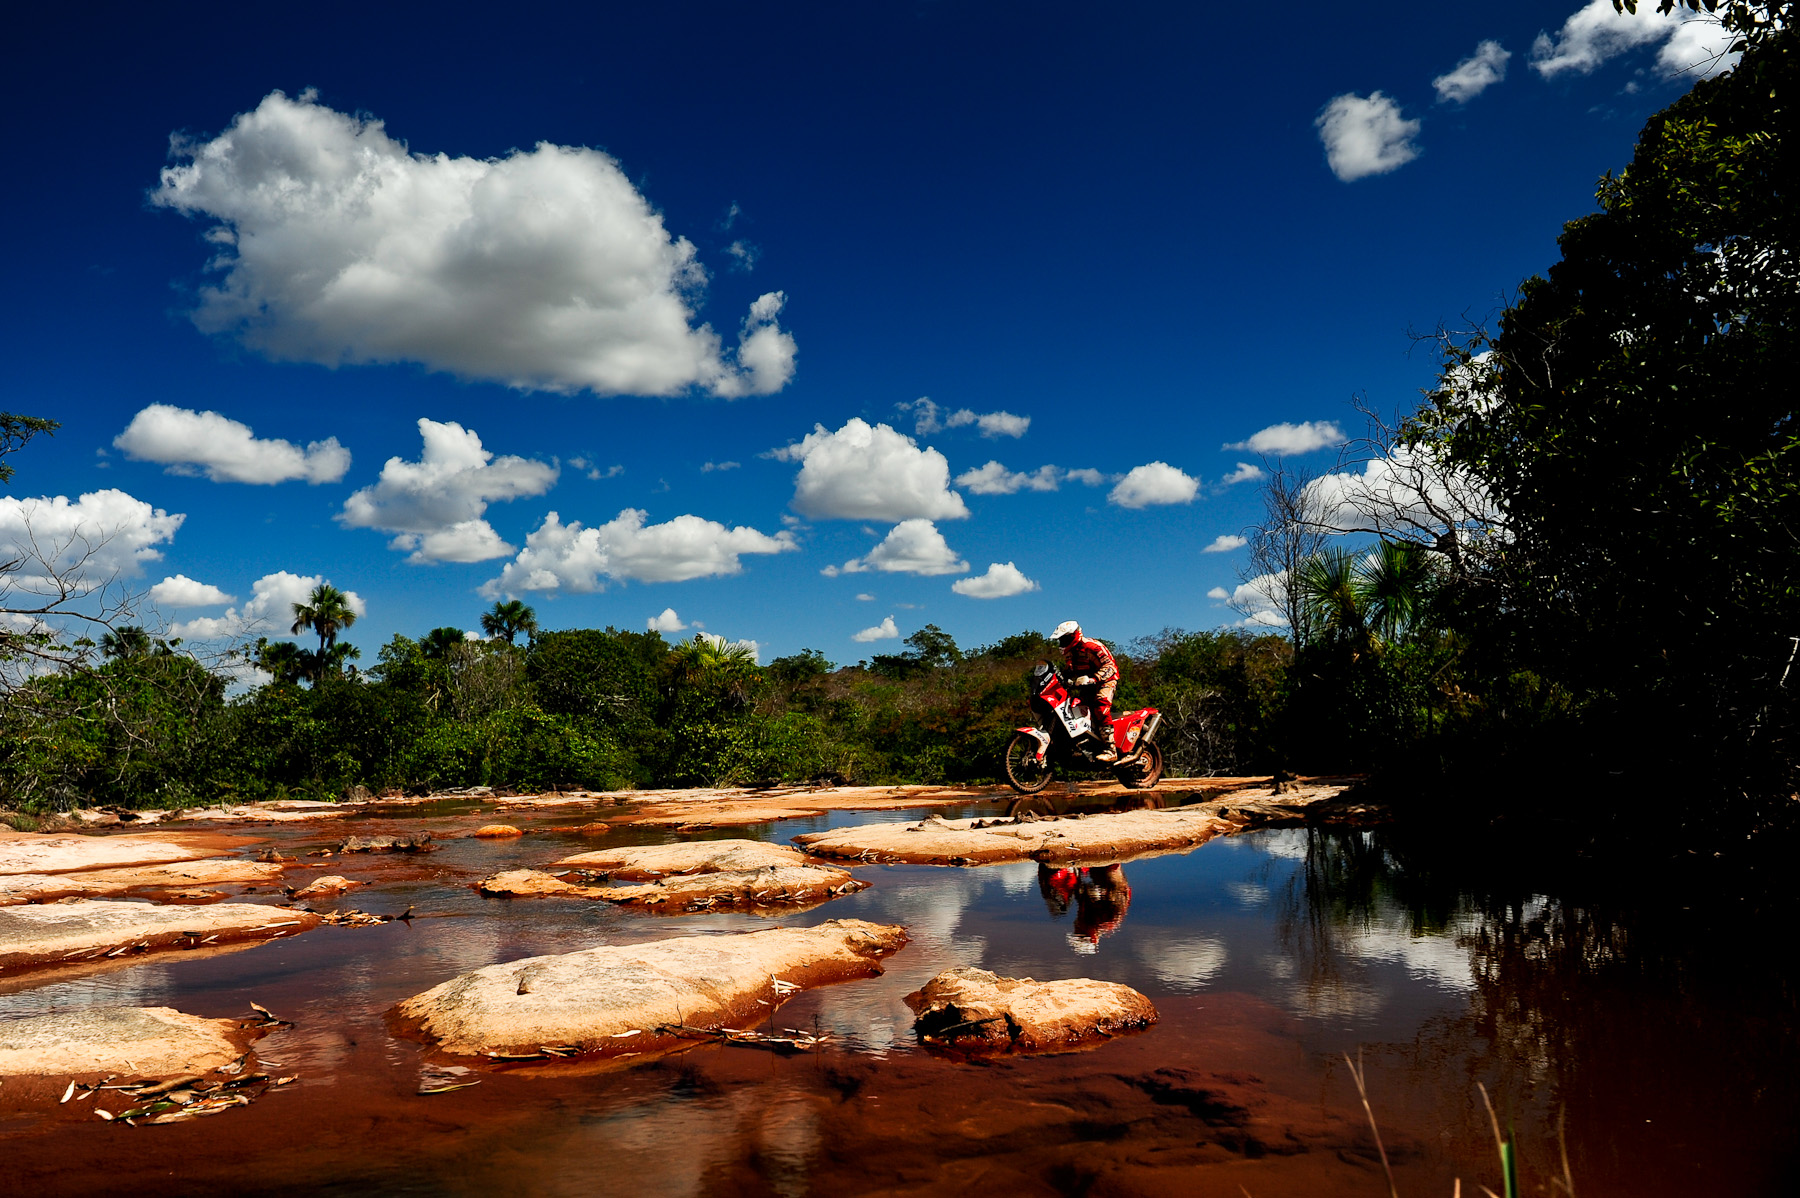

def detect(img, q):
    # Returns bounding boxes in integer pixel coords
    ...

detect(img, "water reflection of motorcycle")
[1005,660,1164,794]
[1037,863,1132,950]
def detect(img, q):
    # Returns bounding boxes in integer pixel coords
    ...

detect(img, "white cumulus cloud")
[113,404,350,485]
[830,519,968,577]
[899,399,1031,439]
[1201,534,1247,554]
[483,508,795,596]
[852,615,899,643]
[0,490,184,591]
[951,562,1040,599]
[1434,39,1513,103]
[1109,462,1199,509]
[1315,92,1422,182]
[170,571,366,641]
[339,419,556,563]
[1219,462,1265,487]
[772,418,968,522]
[647,607,688,633]
[1209,574,1288,629]
[1531,0,1738,79]
[151,89,796,398]
[1224,420,1346,455]
[953,461,1064,496]
[150,574,234,607]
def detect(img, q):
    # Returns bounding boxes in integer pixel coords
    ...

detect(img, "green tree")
[290,583,359,685]
[0,413,58,488]
[421,627,468,659]
[481,599,538,645]
[99,626,155,660]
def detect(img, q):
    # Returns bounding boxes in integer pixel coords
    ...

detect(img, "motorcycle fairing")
[1109,707,1155,753]
[1014,726,1052,761]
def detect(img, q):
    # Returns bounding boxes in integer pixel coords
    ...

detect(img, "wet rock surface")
[289,874,358,901]
[478,865,867,911]
[339,832,433,853]
[906,966,1158,1052]
[794,807,1242,867]
[0,832,226,876]
[0,1006,254,1076]
[0,859,285,906]
[394,919,908,1058]
[0,899,321,974]
[551,838,814,879]
[472,825,523,838]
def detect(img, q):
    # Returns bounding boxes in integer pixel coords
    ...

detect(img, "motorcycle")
[1004,660,1164,794]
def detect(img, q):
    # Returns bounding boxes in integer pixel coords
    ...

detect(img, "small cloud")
[951,562,1040,599]
[1530,0,1738,80]
[647,607,688,633]
[898,399,1029,438]
[570,457,624,481]
[701,460,741,473]
[1224,421,1345,455]
[1219,462,1264,487]
[1109,462,1199,509]
[855,592,875,601]
[834,519,969,576]
[725,240,759,271]
[150,574,235,607]
[1434,39,1512,103]
[1063,468,1107,487]
[114,404,350,485]
[1315,91,1421,182]
[954,461,1063,495]
[852,615,900,643]
[1201,534,1247,554]
[1206,585,1232,601]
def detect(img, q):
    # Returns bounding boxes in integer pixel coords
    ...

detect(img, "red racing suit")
[1061,635,1119,736]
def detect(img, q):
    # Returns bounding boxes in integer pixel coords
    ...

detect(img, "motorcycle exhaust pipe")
[1140,711,1162,744]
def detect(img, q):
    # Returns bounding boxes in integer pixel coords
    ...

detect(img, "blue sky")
[1,1,1736,665]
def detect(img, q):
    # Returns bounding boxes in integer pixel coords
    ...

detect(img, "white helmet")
[1053,620,1081,642]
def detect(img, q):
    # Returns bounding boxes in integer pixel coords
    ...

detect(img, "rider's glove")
[1074,675,1094,686]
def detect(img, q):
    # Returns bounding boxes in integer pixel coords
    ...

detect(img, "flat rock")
[479,865,867,911]
[551,839,811,879]
[0,1006,254,1076]
[290,874,358,900]
[339,832,432,853]
[0,899,321,975]
[473,824,523,838]
[395,919,908,1058]
[793,808,1240,867]
[0,832,225,877]
[0,860,284,906]
[905,966,1158,1052]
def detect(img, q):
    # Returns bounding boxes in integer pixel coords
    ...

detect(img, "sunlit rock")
[552,839,814,880]
[0,899,320,974]
[0,1006,258,1076]
[905,966,1157,1052]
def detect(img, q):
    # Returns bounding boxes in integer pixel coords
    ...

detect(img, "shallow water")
[2,803,1796,1196]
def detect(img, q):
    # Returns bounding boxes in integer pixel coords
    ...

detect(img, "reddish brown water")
[2,801,1796,1196]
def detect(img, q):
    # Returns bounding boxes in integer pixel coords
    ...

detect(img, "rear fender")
[1111,708,1159,753]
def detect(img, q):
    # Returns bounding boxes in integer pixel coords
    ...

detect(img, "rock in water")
[290,875,358,901]
[0,899,321,974]
[0,1006,255,1076]
[338,832,432,853]
[477,865,868,911]
[905,966,1157,1052]
[473,825,523,838]
[551,838,811,879]
[395,919,908,1057]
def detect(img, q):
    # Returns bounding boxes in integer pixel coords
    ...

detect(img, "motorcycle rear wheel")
[1004,731,1053,794]
[1118,742,1164,789]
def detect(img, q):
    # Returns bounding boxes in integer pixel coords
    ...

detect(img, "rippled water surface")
[3,801,1796,1196]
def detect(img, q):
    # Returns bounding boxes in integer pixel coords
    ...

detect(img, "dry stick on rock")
[1343,1050,1399,1198]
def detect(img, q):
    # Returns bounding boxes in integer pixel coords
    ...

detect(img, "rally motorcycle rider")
[1054,620,1120,762]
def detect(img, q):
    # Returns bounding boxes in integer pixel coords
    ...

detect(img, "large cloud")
[0,490,184,591]
[1531,0,1738,79]
[827,519,968,577]
[151,90,796,398]
[1108,462,1200,509]
[170,571,366,641]
[1315,92,1421,182]
[114,404,350,484]
[339,419,556,563]
[772,419,969,522]
[483,509,795,595]
[951,562,1040,599]
[1434,39,1512,103]
[1225,420,1345,455]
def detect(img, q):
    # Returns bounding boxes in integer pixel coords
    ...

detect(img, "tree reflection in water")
[1272,825,1800,1193]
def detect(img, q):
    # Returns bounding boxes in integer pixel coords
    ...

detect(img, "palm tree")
[99,625,154,660]
[1294,549,1372,656]
[1360,540,1437,643]
[1293,541,1440,656]
[480,599,538,645]
[291,583,358,656]
[421,626,468,659]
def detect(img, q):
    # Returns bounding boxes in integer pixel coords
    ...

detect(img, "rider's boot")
[1091,721,1118,763]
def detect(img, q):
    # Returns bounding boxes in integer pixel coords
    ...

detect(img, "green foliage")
[0,412,58,488]
[480,600,538,645]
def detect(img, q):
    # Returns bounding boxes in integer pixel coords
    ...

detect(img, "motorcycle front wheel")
[1004,731,1053,794]
[1118,742,1164,789]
